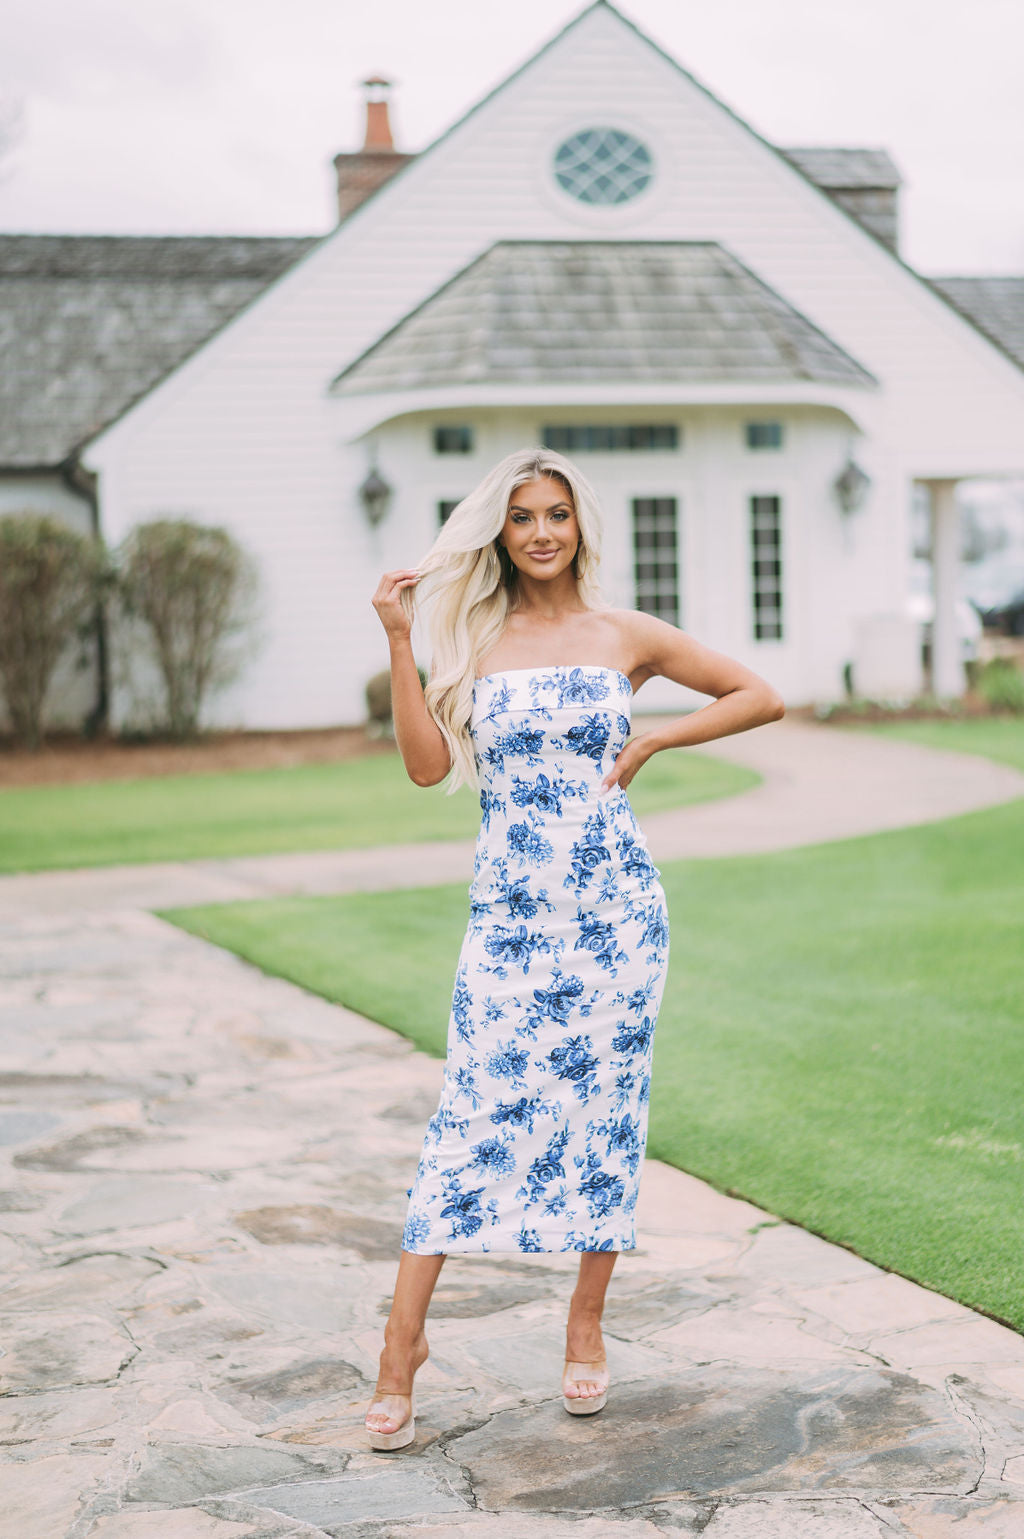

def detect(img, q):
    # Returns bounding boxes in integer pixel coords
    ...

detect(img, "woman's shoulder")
[597,607,703,682]
[596,607,666,649]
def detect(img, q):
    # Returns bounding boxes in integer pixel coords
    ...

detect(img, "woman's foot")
[563,1311,608,1404]
[365,1331,428,1447]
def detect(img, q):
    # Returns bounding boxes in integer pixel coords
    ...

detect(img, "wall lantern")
[359,466,393,526]
[834,458,871,515]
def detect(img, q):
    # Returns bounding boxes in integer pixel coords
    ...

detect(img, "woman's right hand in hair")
[372,569,419,639]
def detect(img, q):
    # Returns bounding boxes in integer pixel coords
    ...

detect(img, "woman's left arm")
[602,611,785,792]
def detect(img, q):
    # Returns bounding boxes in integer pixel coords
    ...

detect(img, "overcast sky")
[1,0,1021,275]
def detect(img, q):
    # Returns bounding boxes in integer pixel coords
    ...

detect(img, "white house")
[33,1,1024,726]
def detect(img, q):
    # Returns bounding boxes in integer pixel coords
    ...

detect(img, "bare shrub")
[116,519,260,739]
[0,513,106,749]
[0,514,107,747]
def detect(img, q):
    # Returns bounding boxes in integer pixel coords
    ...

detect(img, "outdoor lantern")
[834,458,871,515]
[359,466,393,526]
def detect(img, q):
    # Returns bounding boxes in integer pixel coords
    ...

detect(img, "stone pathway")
[2,720,1024,1537]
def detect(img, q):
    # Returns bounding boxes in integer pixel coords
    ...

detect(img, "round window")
[552,127,653,206]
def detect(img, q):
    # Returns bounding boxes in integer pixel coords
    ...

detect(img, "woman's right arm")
[371,569,452,787]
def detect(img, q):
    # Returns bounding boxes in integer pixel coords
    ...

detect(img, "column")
[926,478,964,699]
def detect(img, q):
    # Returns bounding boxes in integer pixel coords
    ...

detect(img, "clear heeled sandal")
[562,1358,609,1415]
[365,1391,417,1450]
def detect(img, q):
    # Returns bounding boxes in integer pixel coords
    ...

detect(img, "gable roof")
[928,277,1024,372]
[0,234,319,468]
[332,240,876,396]
[327,1,1016,380]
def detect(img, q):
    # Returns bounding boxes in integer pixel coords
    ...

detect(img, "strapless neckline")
[473,663,632,692]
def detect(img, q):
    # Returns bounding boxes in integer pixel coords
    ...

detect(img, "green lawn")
[166,785,1024,1331]
[857,715,1024,774]
[0,747,756,874]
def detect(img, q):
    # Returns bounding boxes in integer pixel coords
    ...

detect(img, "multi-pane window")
[750,495,783,640]
[552,128,654,205]
[543,424,679,453]
[746,421,784,450]
[632,498,679,626]
[438,500,461,525]
[434,425,474,454]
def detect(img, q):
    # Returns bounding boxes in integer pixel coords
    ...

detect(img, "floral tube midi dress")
[401,664,670,1254]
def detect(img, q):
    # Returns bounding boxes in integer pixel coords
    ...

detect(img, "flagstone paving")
[3,720,1024,1536]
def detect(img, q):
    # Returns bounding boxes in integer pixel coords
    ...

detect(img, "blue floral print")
[484,1039,531,1086]
[611,1015,656,1060]
[510,769,586,817]
[401,665,669,1253]
[591,1111,643,1175]
[573,907,629,974]
[576,1150,627,1220]
[557,712,613,762]
[566,807,613,892]
[490,1091,557,1134]
[482,924,552,977]
[545,1034,601,1104]
[506,820,555,867]
[469,1133,517,1176]
[518,1123,572,1208]
[483,724,545,772]
[438,1171,500,1241]
[526,968,591,1031]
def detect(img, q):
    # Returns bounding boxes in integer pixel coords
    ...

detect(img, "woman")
[366,446,783,1449]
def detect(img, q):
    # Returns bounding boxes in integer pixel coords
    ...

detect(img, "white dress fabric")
[401,665,670,1254]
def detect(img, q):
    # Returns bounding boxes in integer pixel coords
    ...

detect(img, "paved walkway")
[2,720,1024,1538]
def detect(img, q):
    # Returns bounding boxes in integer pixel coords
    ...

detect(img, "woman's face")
[499,476,580,581]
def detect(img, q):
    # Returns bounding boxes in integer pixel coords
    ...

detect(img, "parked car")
[961,552,1024,634]
[976,589,1024,636]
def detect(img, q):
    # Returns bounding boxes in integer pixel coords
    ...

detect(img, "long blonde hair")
[404,446,608,791]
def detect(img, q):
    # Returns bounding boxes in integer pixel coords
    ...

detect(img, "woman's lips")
[527,550,558,561]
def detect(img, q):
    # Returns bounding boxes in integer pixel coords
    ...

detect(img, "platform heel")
[365,1393,417,1450]
[562,1360,609,1415]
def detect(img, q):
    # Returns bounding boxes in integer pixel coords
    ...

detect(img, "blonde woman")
[366,446,783,1448]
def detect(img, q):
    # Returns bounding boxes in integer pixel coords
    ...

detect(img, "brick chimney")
[334,76,415,223]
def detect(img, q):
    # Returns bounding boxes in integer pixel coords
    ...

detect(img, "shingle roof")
[332,240,876,395]
[780,148,902,190]
[928,277,1024,372]
[0,234,319,467]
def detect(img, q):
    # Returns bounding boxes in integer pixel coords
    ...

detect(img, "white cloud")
[0,0,218,102]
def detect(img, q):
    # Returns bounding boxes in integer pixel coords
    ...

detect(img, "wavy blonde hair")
[402,445,608,791]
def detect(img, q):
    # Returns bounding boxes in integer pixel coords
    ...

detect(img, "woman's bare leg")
[563,1250,617,1400]
[366,1250,446,1434]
